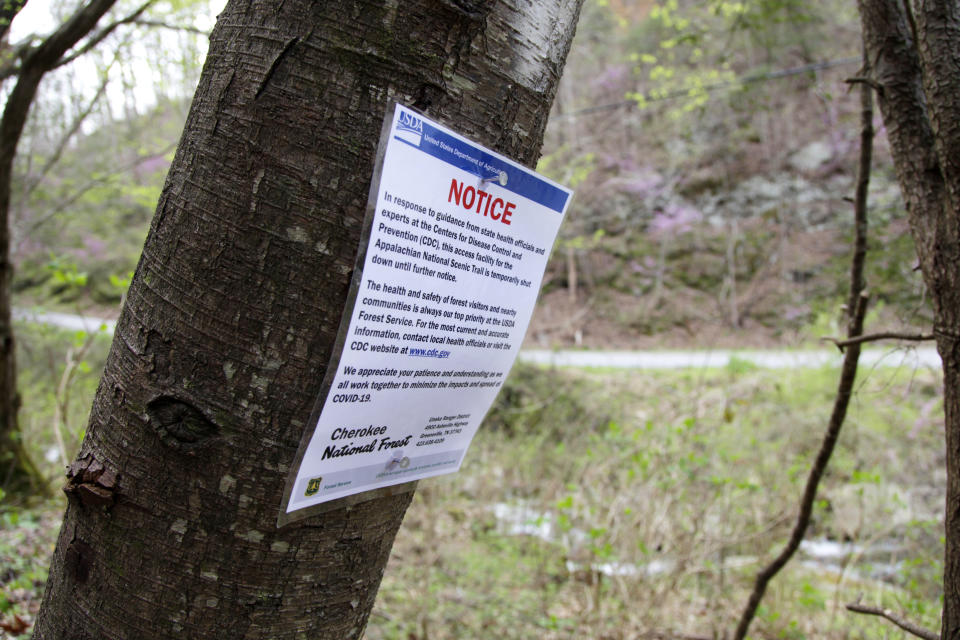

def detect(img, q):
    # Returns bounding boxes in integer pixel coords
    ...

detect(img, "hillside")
[527,0,928,349]
[11,1,931,351]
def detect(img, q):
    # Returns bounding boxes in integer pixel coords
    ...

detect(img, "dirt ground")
[525,287,804,351]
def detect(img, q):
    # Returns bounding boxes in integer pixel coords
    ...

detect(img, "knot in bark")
[147,395,220,454]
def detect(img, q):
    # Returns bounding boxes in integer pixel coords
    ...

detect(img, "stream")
[493,501,910,586]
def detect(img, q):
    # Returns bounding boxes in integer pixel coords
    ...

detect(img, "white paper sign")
[284,103,572,513]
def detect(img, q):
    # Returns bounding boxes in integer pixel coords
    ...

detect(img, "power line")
[556,56,861,119]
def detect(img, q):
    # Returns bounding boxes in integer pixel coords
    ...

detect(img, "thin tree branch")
[25,0,119,70]
[732,51,875,640]
[0,0,194,82]
[824,331,935,350]
[19,140,177,237]
[54,0,156,69]
[1,0,121,214]
[846,600,938,640]
[849,65,873,316]
[732,293,869,640]
[132,18,206,35]
[845,76,885,95]
[0,37,39,83]
[21,67,112,201]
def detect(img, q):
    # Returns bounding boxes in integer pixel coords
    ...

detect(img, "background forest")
[1,0,945,639]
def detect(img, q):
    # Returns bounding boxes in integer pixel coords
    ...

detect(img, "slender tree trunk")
[731,69,875,640]
[0,0,120,496]
[35,1,583,637]
[858,1,960,636]
[915,3,960,632]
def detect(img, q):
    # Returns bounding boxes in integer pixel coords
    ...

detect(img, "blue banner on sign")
[392,109,570,214]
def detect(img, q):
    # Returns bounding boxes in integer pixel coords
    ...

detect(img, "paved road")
[14,309,117,334]
[15,308,941,370]
[518,346,941,369]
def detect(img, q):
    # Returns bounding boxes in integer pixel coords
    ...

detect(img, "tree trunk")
[1,0,120,497]
[858,1,960,636]
[34,1,583,638]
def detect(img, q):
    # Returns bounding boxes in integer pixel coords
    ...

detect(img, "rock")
[788,141,834,172]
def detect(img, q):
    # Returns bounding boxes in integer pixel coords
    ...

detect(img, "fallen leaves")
[0,613,31,636]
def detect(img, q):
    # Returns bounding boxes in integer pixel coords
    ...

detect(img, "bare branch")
[1,0,190,82]
[25,0,119,70]
[132,18,206,35]
[846,601,938,640]
[54,0,156,69]
[0,38,38,82]
[22,68,112,200]
[845,76,885,95]
[2,0,121,212]
[20,139,177,236]
[733,293,869,640]
[824,331,935,350]
[732,51,876,640]
[849,64,873,317]
[21,142,178,236]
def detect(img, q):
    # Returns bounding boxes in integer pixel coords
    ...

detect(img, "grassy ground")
[1,338,946,639]
[369,360,945,640]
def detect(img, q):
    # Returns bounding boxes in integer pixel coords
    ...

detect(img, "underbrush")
[0,322,109,633]
[534,209,932,349]
[1,353,945,639]
[13,320,113,494]
[0,504,63,634]
[370,360,945,639]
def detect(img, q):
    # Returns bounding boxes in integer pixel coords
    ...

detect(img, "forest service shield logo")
[304,477,322,497]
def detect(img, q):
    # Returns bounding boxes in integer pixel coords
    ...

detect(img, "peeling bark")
[34,1,583,638]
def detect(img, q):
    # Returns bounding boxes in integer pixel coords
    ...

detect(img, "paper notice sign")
[281,103,572,517]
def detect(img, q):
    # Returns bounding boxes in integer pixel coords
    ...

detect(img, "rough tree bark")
[1,0,122,496]
[858,0,960,636]
[34,1,583,637]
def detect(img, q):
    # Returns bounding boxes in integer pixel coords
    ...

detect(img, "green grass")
[1,355,946,639]
[369,362,945,640]
[14,320,113,489]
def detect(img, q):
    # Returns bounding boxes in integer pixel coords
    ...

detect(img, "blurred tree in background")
[1,0,213,497]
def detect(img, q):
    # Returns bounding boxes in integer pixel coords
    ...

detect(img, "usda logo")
[395,110,423,146]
